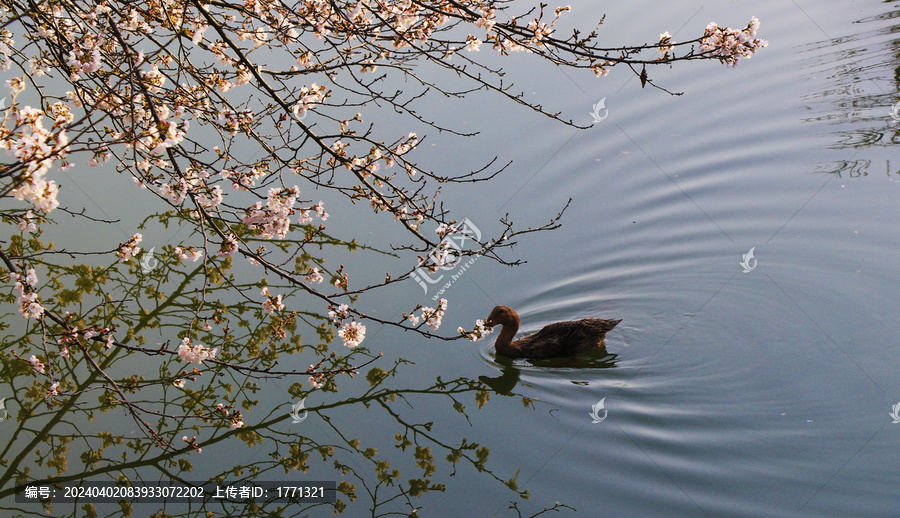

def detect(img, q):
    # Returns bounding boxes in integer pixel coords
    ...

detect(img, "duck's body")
[485,305,621,360]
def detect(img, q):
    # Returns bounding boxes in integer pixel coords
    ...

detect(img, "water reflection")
[802,4,899,174]
[478,348,618,395]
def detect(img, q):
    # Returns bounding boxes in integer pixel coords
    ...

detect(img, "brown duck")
[484,305,621,359]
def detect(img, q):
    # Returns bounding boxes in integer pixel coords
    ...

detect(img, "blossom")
[11,269,43,319]
[175,246,203,262]
[338,321,366,348]
[243,186,300,238]
[29,355,45,374]
[216,234,238,257]
[475,10,496,32]
[261,288,285,314]
[407,313,420,326]
[435,223,451,237]
[19,293,44,319]
[177,337,218,365]
[173,378,186,388]
[17,210,36,233]
[6,75,25,95]
[24,268,38,287]
[308,376,324,389]
[48,381,60,396]
[419,298,448,331]
[305,267,324,284]
[117,233,142,262]
[459,319,494,341]
[328,304,350,323]
[658,31,674,55]
[466,35,482,52]
[314,201,328,220]
[699,17,768,67]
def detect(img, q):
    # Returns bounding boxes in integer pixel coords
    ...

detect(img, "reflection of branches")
[0,248,373,454]
[799,6,900,151]
[0,371,543,516]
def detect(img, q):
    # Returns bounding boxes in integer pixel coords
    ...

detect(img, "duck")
[484,305,621,360]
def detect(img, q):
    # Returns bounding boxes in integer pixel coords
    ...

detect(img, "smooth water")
[6,0,900,516]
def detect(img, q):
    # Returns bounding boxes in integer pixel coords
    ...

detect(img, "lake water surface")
[374,0,900,515]
[5,0,900,517]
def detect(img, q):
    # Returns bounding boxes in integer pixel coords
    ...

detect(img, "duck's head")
[484,305,519,328]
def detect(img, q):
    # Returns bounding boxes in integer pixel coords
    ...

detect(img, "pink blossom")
[305,267,324,284]
[175,246,203,262]
[29,355,45,374]
[117,233,142,262]
[338,321,366,348]
[216,234,238,257]
[177,337,218,365]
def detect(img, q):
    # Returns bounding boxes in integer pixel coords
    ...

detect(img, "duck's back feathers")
[511,318,621,359]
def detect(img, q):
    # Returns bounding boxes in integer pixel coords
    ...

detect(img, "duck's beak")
[484,317,495,328]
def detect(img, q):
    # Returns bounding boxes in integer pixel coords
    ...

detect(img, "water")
[4,1,900,516]
[379,1,900,516]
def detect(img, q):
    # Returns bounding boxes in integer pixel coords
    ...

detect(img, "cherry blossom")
[215,234,238,257]
[177,337,218,365]
[10,268,43,319]
[699,17,768,67]
[117,233,143,262]
[29,355,45,374]
[338,321,367,348]
[409,299,448,331]
[261,287,285,314]
[305,267,324,284]
[459,319,494,341]
[17,210,36,233]
[328,304,351,323]
[175,246,203,262]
